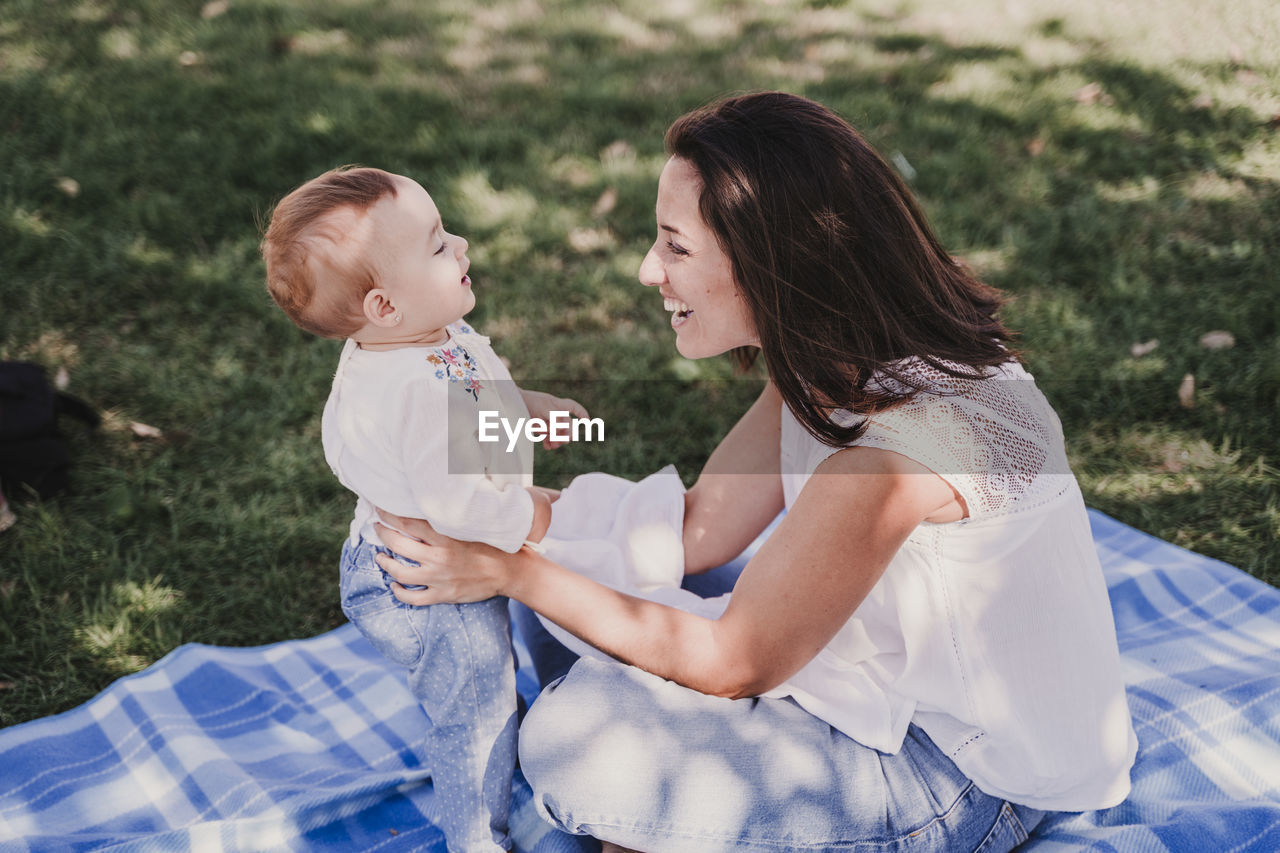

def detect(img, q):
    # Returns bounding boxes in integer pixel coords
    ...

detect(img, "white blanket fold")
[536,465,729,659]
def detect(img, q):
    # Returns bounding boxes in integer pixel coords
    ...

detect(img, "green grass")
[2,0,1277,726]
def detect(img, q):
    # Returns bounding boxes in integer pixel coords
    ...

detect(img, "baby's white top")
[321,322,534,554]
[773,359,1138,811]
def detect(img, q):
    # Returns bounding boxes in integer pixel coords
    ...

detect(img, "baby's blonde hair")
[261,166,398,338]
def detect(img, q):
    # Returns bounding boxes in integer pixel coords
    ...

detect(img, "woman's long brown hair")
[665,91,1017,447]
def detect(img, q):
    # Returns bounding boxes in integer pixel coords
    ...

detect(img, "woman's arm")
[378,444,958,699]
[682,380,785,574]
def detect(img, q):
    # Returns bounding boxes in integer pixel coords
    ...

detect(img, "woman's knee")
[520,658,628,779]
[518,659,680,823]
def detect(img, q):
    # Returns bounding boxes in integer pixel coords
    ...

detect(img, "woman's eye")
[666,240,689,257]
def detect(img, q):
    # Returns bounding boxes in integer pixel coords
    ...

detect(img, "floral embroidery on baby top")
[427,345,483,402]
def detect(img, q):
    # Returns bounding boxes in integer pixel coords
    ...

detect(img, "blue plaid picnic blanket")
[1028,511,1280,852]
[1,509,1277,851]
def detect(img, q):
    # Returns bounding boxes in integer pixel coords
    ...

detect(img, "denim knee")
[517,660,636,830]
[518,665,589,786]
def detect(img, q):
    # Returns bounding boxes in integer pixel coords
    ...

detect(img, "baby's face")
[360,175,476,340]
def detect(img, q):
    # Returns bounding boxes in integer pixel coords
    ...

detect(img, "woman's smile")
[663,295,694,327]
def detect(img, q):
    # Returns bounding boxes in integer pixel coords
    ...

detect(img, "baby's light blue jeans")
[341,538,517,853]
[511,559,1047,852]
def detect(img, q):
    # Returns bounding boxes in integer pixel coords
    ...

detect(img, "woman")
[376,92,1137,852]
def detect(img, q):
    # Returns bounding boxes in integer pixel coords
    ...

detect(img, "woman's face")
[638,157,760,359]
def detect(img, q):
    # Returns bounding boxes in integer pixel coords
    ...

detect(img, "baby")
[261,166,583,852]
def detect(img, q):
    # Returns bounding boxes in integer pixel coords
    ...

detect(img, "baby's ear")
[362,288,401,327]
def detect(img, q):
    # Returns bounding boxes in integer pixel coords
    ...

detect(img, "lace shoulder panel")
[853,360,1073,518]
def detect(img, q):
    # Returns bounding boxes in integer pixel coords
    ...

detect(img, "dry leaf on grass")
[1130,339,1159,358]
[1199,330,1235,350]
[592,187,618,217]
[131,422,164,439]
[600,140,634,163]
[890,151,916,181]
[1075,82,1104,104]
[1177,373,1196,409]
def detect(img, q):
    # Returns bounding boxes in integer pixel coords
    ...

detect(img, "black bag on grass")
[0,361,100,500]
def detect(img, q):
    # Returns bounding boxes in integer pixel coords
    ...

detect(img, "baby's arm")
[525,485,553,543]
[516,391,573,543]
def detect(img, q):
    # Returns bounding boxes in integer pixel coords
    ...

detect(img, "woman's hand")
[373,510,527,606]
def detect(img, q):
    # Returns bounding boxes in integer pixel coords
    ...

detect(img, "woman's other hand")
[373,509,526,605]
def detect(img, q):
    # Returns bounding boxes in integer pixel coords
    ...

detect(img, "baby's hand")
[519,390,590,449]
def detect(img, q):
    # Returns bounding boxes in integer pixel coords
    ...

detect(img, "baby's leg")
[405,597,517,853]
[340,540,516,852]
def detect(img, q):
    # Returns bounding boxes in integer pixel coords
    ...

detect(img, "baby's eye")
[434,239,448,256]
[666,240,689,257]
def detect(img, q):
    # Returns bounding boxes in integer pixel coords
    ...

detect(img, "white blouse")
[772,359,1138,811]
[321,322,535,554]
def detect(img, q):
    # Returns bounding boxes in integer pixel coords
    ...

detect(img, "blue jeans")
[512,565,1046,852]
[341,538,517,853]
